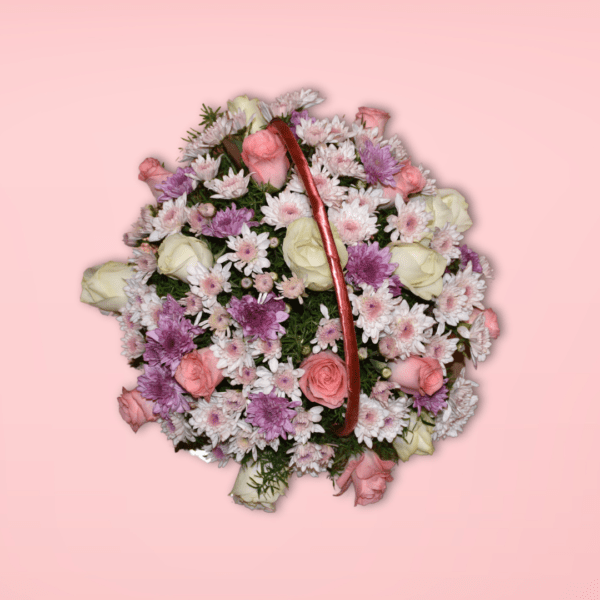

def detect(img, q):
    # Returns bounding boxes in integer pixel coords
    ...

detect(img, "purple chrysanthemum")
[228,293,288,341]
[459,245,482,273]
[359,139,402,186]
[412,379,449,416]
[156,167,195,203]
[202,203,258,238]
[290,110,315,139]
[143,295,202,374]
[388,275,404,297]
[246,391,300,441]
[137,363,190,418]
[345,242,398,290]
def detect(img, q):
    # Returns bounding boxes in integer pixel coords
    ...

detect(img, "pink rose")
[117,387,157,433]
[381,160,427,203]
[335,450,396,506]
[241,129,290,189]
[299,351,348,409]
[355,106,391,136]
[138,157,173,199]
[469,308,500,339]
[389,356,444,396]
[174,348,224,400]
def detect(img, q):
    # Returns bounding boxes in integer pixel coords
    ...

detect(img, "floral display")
[81,89,499,512]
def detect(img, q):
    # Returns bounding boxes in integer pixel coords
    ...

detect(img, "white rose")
[388,242,446,300]
[229,461,287,513]
[424,188,473,235]
[393,412,435,462]
[80,261,135,313]
[227,95,267,135]
[157,233,213,283]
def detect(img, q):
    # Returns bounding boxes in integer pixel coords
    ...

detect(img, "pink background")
[2,1,599,599]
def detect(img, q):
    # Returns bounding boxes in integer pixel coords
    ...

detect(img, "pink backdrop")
[2,1,599,599]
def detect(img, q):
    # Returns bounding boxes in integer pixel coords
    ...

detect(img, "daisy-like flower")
[345,187,386,214]
[354,394,387,448]
[418,165,437,196]
[159,412,196,447]
[381,134,409,162]
[424,325,460,373]
[459,245,483,273]
[432,368,479,441]
[229,365,258,388]
[148,195,189,242]
[188,262,232,308]
[211,331,254,375]
[288,165,347,209]
[458,313,491,367]
[179,291,203,317]
[123,273,151,319]
[352,122,383,152]
[199,303,231,337]
[200,114,234,148]
[253,357,304,401]
[377,397,410,443]
[189,397,240,447]
[328,198,377,245]
[250,337,283,372]
[276,275,306,304]
[454,262,486,314]
[290,406,325,444]
[193,443,232,468]
[219,390,247,414]
[130,246,157,282]
[228,422,262,461]
[121,329,145,361]
[288,442,326,476]
[370,379,401,407]
[261,190,312,229]
[389,299,437,359]
[204,168,251,200]
[478,254,494,279]
[189,154,223,182]
[345,242,397,290]
[139,291,164,330]
[433,274,470,326]
[245,391,300,441]
[317,444,336,470]
[117,309,141,334]
[385,197,430,243]
[310,304,343,353]
[313,141,366,179]
[430,223,463,261]
[295,117,333,146]
[327,115,355,143]
[218,224,271,276]
[350,281,401,344]
[187,205,209,235]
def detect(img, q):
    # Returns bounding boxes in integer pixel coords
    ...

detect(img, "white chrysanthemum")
[345,186,386,214]
[385,197,430,243]
[261,190,312,229]
[204,168,251,200]
[228,422,263,461]
[418,165,437,195]
[377,397,410,443]
[288,442,326,476]
[130,247,157,282]
[433,368,479,440]
[328,198,377,245]
[288,165,347,208]
[290,406,325,444]
[189,154,223,182]
[381,134,408,162]
[217,225,270,276]
[433,274,470,327]
[117,309,141,334]
[194,442,232,467]
[455,262,487,314]
[199,303,232,337]
[389,299,437,359]
[211,331,254,375]
[253,357,304,401]
[189,398,240,447]
[310,304,343,353]
[188,261,232,308]
[327,115,355,143]
[179,291,203,317]
[160,413,196,447]
[218,390,248,414]
[148,196,189,242]
[139,290,164,330]
[479,255,494,279]
[297,88,325,109]
[226,108,250,134]
[121,329,145,360]
[181,137,210,162]
[123,273,151,321]
[458,313,491,367]
[424,325,460,374]
[250,338,283,372]
[354,394,387,448]
[351,122,383,152]
[200,114,234,148]
[228,365,258,389]
[350,281,401,344]
[295,117,333,146]
[313,141,366,179]
[430,223,463,261]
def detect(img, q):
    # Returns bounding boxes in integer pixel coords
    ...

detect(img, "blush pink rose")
[241,129,290,189]
[335,450,396,506]
[355,106,391,136]
[174,348,224,401]
[389,356,444,396]
[469,307,500,339]
[138,157,174,199]
[117,387,157,433]
[299,351,348,409]
[381,160,427,202]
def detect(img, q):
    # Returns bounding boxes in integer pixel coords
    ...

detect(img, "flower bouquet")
[81,89,499,511]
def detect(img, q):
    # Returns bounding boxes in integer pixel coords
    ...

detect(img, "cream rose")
[157,233,213,283]
[393,412,435,462]
[388,242,446,300]
[424,188,473,235]
[282,217,348,291]
[229,461,287,513]
[227,95,267,134]
[80,261,135,312]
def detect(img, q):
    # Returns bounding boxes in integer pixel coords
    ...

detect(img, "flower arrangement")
[81,89,499,512]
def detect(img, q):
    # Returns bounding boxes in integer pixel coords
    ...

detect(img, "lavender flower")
[156,167,195,203]
[459,245,482,273]
[202,203,258,238]
[137,363,190,418]
[345,242,398,290]
[246,391,300,441]
[228,293,288,341]
[412,380,449,416]
[359,139,402,186]
[388,275,404,297]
